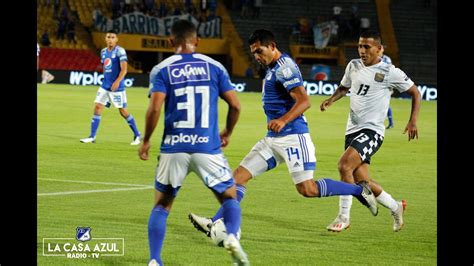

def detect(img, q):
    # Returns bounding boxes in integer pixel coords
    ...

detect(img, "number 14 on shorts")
[285,147,300,161]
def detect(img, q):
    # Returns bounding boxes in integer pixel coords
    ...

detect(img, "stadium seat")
[39,47,101,71]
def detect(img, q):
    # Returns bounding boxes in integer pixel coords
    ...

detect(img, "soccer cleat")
[148,259,160,266]
[188,213,212,237]
[130,136,141,145]
[80,137,96,143]
[224,234,250,266]
[326,214,350,232]
[391,200,406,232]
[386,124,394,129]
[358,181,378,216]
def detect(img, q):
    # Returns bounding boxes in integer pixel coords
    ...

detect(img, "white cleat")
[224,234,250,266]
[326,214,350,232]
[148,259,160,266]
[80,137,96,143]
[358,181,379,216]
[188,213,212,237]
[392,200,406,232]
[130,136,141,145]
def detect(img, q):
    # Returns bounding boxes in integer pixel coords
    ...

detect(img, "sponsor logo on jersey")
[283,78,301,88]
[163,133,209,145]
[104,58,112,70]
[168,62,210,84]
[374,72,385,82]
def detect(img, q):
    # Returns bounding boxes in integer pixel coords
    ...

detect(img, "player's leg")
[386,107,394,129]
[189,138,277,234]
[328,130,383,231]
[80,88,108,143]
[192,153,249,265]
[148,189,175,266]
[148,153,189,265]
[353,164,406,231]
[273,134,375,204]
[214,138,278,220]
[113,91,141,144]
[207,166,253,222]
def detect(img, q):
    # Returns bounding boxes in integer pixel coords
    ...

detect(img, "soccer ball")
[210,218,241,247]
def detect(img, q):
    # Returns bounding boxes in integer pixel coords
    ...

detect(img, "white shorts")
[240,133,317,184]
[94,87,127,108]
[154,152,235,196]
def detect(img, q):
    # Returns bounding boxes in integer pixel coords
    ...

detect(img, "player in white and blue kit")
[138,20,249,266]
[189,29,378,237]
[80,30,141,145]
[320,31,421,232]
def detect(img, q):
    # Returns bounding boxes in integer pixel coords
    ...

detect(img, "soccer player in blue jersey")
[189,29,378,237]
[380,45,394,129]
[80,30,141,145]
[138,20,249,266]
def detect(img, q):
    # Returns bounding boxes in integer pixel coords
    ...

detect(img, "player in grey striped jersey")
[320,30,421,232]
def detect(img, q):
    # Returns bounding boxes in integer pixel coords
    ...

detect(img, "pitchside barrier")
[37,70,437,101]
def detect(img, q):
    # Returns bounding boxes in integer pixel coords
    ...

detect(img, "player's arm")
[268,86,310,133]
[403,84,421,141]
[111,61,128,91]
[139,92,165,160]
[219,90,241,147]
[320,85,350,111]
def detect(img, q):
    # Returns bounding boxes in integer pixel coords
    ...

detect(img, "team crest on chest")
[374,72,385,82]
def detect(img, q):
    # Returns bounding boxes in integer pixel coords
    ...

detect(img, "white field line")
[38,178,151,187]
[38,186,152,196]
[37,178,153,197]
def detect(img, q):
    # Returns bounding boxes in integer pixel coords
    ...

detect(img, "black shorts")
[345,129,384,164]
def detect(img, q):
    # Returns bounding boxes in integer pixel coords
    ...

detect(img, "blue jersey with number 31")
[149,53,234,154]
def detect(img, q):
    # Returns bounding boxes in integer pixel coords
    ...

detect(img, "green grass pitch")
[38,83,437,265]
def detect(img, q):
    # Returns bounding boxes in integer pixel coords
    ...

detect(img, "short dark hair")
[171,20,197,43]
[248,29,276,46]
[360,30,381,44]
[106,30,118,35]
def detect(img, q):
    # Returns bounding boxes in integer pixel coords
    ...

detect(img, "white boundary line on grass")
[37,178,153,197]
[38,186,152,196]
[38,178,150,187]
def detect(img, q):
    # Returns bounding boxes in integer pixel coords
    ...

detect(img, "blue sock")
[125,114,140,137]
[212,185,246,222]
[316,178,362,197]
[90,115,101,138]
[387,107,393,126]
[221,198,241,236]
[148,205,169,264]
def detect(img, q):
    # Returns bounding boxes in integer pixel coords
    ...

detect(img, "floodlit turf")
[38,83,436,265]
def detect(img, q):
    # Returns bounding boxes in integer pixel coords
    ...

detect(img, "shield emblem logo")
[76,227,91,242]
[374,73,385,82]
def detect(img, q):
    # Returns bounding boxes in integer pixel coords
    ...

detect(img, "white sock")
[339,195,352,218]
[376,190,399,212]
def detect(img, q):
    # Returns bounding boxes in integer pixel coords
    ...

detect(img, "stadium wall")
[37,70,437,101]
